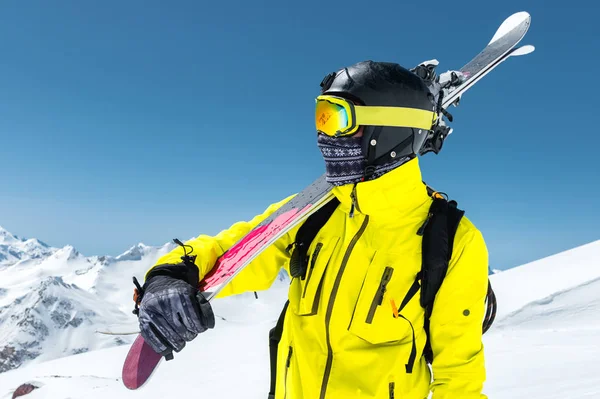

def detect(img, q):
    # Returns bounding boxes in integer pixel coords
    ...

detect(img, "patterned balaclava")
[317,134,411,186]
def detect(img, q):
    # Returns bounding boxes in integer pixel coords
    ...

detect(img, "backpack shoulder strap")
[288,197,340,279]
[268,300,289,399]
[419,195,465,309]
[419,190,465,364]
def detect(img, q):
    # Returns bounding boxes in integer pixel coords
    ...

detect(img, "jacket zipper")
[366,266,394,324]
[319,216,370,399]
[349,183,362,218]
[283,346,293,399]
[302,243,323,299]
[389,381,395,399]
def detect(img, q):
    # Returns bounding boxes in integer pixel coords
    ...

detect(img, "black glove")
[135,263,215,357]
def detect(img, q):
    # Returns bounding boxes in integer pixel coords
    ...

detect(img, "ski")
[444,11,533,107]
[121,11,535,390]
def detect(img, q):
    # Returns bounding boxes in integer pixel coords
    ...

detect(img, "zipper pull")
[417,212,433,236]
[390,299,399,319]
[349,183,358,218]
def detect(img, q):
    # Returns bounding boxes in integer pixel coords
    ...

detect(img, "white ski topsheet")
[489,11,531,44]
[510,44,535,56]
[1,240,599,399]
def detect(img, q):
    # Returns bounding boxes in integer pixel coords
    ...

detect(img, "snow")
[489,11,530,45]
[0,227,176,373]
[0,224,599,398]
[489,240,600,320]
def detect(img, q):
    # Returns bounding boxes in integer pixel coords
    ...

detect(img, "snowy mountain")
[0,233,598,398]
[0,226,177,373]
[0,227,55,268]
[0,276,131,373]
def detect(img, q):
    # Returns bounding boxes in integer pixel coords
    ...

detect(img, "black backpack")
[267,188,497,398]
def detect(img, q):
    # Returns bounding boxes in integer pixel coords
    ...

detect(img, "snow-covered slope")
[489,239,600,320]
[0,238,598,398]
[0,226,177,373]
[483,240,600,398]
[0,276,132,373]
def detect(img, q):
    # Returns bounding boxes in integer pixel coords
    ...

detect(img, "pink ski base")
[200,205,309,291]
[122,335,163,390]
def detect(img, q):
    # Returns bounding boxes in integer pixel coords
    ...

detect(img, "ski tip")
[122,335,163,390]
[510,44,535,57]
[489,11,531,45]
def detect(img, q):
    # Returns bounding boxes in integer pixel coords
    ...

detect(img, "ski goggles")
[315,95,437,137]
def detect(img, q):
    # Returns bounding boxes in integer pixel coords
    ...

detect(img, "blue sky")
[0,0,598,270]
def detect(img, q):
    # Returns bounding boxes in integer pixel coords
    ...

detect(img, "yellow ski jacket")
[149,158,489,399]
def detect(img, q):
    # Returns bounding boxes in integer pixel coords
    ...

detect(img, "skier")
[135,60,490,398]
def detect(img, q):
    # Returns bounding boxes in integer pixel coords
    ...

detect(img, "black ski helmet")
[319,61,437,171]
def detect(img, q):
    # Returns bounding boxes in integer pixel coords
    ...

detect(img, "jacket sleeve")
[428,219,489,399]
[146,194,296,298]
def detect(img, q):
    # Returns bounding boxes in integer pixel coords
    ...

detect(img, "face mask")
[317,134,410,186]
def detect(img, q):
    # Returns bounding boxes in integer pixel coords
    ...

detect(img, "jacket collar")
[332,157,431,219]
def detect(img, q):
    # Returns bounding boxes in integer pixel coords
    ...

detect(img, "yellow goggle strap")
[354,105,437,131]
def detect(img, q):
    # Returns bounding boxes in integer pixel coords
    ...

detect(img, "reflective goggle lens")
[315,99,350,136]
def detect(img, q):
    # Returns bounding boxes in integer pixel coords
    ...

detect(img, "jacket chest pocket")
[349,251,419,345]
[288,236,340,316]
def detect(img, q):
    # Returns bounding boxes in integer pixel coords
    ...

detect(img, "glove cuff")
[145,261,200,289]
